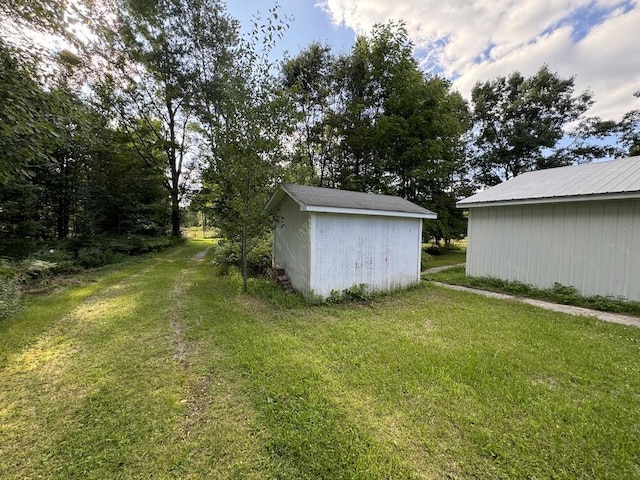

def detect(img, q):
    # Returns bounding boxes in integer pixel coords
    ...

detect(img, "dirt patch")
[183,374,213,436]
[190,248,210,263]
[168,273,190,365]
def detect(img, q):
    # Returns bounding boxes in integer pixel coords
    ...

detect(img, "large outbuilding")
[457,156,640,301]
[266,183,436,299]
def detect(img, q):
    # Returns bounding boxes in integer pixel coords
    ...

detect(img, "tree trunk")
[170,179,180,237]
[171,189,180,237]
[241,222,248,292]
[57,200,69,239]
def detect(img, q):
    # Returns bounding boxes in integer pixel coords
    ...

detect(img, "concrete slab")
[421,263,466,275]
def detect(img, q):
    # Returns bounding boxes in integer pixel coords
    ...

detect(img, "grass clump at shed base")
[1,239,639,479]
[429,266,640,317]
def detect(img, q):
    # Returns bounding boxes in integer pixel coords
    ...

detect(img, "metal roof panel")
[458,157,640,207]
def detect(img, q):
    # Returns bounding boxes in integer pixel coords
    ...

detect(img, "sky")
[226,0,640,122]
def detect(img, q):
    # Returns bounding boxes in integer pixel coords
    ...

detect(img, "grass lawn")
[1,239,639,479]
[421,241,466,270]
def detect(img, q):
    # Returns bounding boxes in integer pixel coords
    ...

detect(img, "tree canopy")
[469,66,621,186]
[281,22,471,243]
[1,1,637,264]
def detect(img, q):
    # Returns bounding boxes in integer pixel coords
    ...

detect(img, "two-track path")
[0,240,267,479]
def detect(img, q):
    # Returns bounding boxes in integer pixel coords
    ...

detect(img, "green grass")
[1,240,639,478]
[429,266,640,317]
[421,241,466,270]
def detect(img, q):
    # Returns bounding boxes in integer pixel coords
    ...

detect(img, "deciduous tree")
[282,22,471,244]
[203,8,290,291]
[100,0,235,236]
[470,66,617,186]
[619,90,640,157]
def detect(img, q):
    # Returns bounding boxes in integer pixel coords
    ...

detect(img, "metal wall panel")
[309,213,422,299]
[466,199,640,301]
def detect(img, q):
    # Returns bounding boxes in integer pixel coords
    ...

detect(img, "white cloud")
[317,0,640,121]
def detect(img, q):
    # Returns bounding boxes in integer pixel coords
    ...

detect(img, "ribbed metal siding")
[466,199,640,301]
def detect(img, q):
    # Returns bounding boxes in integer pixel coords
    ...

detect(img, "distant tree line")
[1,0,639,284]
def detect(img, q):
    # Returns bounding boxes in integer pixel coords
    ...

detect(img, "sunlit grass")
[421,240,467,270]
[1,240,639,479]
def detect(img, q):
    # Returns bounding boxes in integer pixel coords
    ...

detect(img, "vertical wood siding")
[466,199,640,301]
[309,213,422,298]
[273,196,311,294]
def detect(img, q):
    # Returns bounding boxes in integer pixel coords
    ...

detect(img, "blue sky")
[227,0,354,58]
[226,0,640,122]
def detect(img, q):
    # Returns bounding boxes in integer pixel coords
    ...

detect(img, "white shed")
[458,156,640,301]
[266,183,437,299]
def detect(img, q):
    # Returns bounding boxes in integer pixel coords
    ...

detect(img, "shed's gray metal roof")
[267,183,437,219]
[458,156,640,207]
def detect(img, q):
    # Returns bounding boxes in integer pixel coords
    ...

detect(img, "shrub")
[427,269,640,317]
[76,247,116,269]
[211,240,240,275]
[0,260,20,319]
[424,245,441,256]
[0,238,40,259]
[212,236,272,276]
[22,259,57,278]
[420,252,433,270]
[32,249,77,274]
[247,236,272,276]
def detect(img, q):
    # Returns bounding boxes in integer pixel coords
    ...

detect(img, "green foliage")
[423,244,442,256]
[200,6,290,291]
[619,90,640,157]
[0,42,58,184]
[0,261,21,320]
[329,284,370,303]
[5,236,177,277]
[0,39,170,242]
[76,247,117,269]
[211,236,272,276]
[21,259,57,278]
[211,240,239,274]
[0,0,90,38]
[551,282,580,304]
[31,248,76,274]
[471,66,619,186]
[281,22,471,244]
[420,251,433,270]
[99,0,238,237]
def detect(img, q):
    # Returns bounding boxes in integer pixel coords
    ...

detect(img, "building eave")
[458,191,640,208]
[305,205,437,219]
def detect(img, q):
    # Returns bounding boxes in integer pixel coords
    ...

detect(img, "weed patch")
[428,267,640,317]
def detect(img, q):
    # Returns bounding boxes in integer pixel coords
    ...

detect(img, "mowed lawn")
[1,240,639,479]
